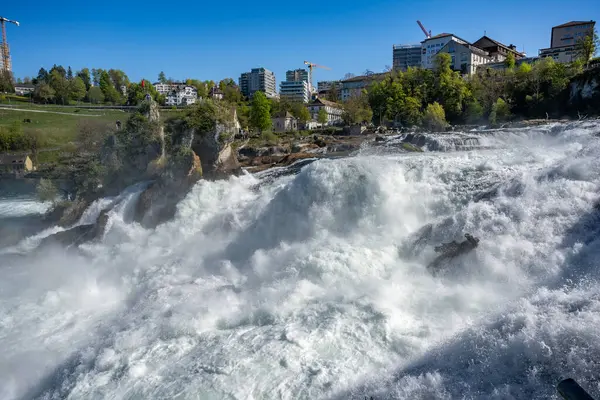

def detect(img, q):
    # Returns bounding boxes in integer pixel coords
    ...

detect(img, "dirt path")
[0,106,101,117]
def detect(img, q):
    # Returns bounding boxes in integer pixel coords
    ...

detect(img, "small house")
[0,154,34,175]
[272,111,299,133]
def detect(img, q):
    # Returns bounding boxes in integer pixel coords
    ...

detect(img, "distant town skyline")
[3,0,599,84]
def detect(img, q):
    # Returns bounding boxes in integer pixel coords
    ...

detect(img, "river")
[1,121,600,399]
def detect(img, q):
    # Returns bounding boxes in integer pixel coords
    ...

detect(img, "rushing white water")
[2,121,600,400]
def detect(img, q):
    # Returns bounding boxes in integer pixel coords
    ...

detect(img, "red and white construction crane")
[417,20,431,39]
[0,16,20,72]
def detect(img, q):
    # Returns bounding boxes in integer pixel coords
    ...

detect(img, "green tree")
[108,69,129,92]
[317,108,328,126]
[158,71,167,84]
[423,102,448,131]
[237,103,250,130]
[0,70,14,93]
[433,53,470,123]
[464,98,484,124]
[343,92,373,125]
[69,77,87,102]
[87,86,105,104]
[36,67,49,84]
[99,70,122,104]
[326,82,340,102]
[77,68,92,90]
[289,101,310,123]
[249,91,271,133]
[49,70,70,104]
[67,66,73,80]
[50,64,67,78]
[504,53,516,69]
[576,28,599,65]
[489,98,511,125]
[33,83,56,103]
[186,79,208,98]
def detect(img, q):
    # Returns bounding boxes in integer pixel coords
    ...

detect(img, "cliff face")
[569,67,600,115]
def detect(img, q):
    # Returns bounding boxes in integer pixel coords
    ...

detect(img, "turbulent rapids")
[2,121,600,399]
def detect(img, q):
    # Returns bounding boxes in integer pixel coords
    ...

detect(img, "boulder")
[43,199,89,228]
[38,209,110,249]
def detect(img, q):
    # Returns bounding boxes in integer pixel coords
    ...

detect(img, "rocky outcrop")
[569,68,600,114]
[38,209,110,249]
[43,198,89,228]
[133,148,203,229]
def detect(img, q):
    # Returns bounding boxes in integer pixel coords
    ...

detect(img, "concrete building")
[239,68,277,99]
[279,80,310,103]
[340,73,387,101]
[438,40,491,75]
[392,44,422,71]
[153,82,181,96]
[307,98,344,125]
[286,69,309,83]
[165,85,198,106]
[210,86,224,100]
[272,111,298,132]
[539,21,596,63]
[421,33,470,69]
[472,36,525,62]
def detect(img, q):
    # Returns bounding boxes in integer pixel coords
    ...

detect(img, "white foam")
[2,122,600,399]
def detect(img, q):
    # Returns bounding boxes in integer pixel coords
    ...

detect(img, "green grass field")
[0,106,128,148]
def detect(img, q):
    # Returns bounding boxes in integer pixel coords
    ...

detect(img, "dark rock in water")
[375,135,386,142]
[43,199,89,228]
[38,209,110,249]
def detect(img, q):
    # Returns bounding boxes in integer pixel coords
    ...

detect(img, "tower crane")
[303,61,331,93]
[0,16,20,73]
[417,20,431,39]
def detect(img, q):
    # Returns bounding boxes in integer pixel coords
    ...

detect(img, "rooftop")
[273,111,295,119]
[0,154,29,164]
[422,33,470,45]
[473,36,526,57]
[341,72,389,83]
[311,97,343,108]
[553,20,595,28]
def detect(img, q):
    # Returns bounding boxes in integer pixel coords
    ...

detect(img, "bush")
[261,131,278,145]
[423,102,448,131]
[489,98,511,125]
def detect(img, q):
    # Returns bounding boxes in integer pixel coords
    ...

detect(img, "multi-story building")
[472,36,525,62]
[239,67,277,99]
[539,20,596,63]
[153,82,183,96]
[392,44,422,71]
[286,69,309,83]
[438,40,491,75]
[340,73,387,101]
[279,80,310,103]
[307,98,344,125]
[165,85,198,106]
[421,33,470,69]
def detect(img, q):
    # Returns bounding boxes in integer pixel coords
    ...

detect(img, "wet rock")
[38,209,110,248]
[43,199,90,228]
[375,135,386,142]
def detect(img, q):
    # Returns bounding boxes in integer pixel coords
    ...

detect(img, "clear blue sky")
[3,0,599,85]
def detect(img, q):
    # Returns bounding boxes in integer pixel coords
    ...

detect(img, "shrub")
[423,102,448,131]
[489,98,511,125]
[37,178,59,203]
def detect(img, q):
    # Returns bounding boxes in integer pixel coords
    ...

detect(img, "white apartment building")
[239,68,277,99]
[165,85,198,106]
[421,33,469,69]
[307,98,344,125]
[438,40,491,75]
[153,82,187,96]
[340,73,386,101]
[279,80,310,103]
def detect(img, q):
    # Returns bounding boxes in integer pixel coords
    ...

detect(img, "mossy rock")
[402,143,423,152]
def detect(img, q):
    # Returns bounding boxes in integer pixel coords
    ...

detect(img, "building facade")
[286,69,309,83]
[0,154,34,175]
[438,40,491,75]
[272,111,299,132]
[307,98,344,125]
[421,33,469,69]
[14,84,35,96]
[539,21,596,63]
[392,44,422,71]
[472,36,525,62]
[479,56,540,71]
[239,68,277,99]
[279,80,310,103]
[340,73,387,101]
[165,85,198,106]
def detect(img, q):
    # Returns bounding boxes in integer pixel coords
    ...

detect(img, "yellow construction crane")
[0,16,19,73]
[303,61,331,93]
